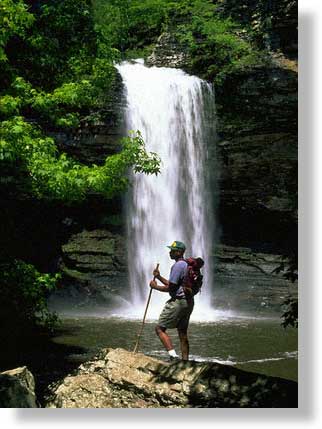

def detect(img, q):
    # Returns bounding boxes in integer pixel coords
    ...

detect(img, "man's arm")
[153,268,169,286]
[151,265,182,296]
[150,280,180,297]
[150,279,169,292]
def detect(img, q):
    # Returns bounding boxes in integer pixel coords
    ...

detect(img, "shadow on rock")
[156,360,298,408]
[45,348,297,408]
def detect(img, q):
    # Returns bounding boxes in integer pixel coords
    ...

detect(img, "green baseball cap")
[167,241,186,251]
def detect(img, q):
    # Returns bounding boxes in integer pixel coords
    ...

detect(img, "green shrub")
[174,7,265,85]
[0,259,60,331]
[92,0,267,85]
[0,117,161,201]
[281,296,298,329]
[0,0,34,62]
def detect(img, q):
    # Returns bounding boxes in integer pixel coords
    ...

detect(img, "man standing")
[150,241,194,361]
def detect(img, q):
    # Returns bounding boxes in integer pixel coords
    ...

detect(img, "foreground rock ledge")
[0,366,38,408]
[45,348,297,408]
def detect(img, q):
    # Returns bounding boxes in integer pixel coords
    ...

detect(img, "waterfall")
[116,59,217,321]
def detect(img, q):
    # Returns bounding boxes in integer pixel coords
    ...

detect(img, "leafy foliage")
[0,1,162,334]
[0,117,160,201]
[170,1,268,85]
[93,0,267,86]
[5,0,101,90]
[1,0,123,133]
[93,0,172,56]
[0,259,60,331]
[273,253,298,329]
[281,296,298,329]
[0,0,34,62]
[0,1,162,203]
[216,0,297,53]
[0,73,115,129]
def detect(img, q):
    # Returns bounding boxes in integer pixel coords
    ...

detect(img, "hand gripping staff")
[133,263,159,353]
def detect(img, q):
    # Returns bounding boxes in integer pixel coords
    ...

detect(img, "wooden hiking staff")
[133,263,159,353]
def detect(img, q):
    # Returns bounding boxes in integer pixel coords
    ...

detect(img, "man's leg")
[155,325,174,351]
[177,328,189,361]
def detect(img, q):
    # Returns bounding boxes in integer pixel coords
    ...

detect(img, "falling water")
[117,59,219,321]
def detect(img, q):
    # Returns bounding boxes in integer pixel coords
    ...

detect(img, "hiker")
[149,241,194,361]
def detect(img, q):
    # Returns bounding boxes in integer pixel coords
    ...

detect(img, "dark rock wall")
[215,61,297,253]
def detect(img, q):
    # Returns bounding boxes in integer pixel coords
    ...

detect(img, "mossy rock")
[62,230,116,255]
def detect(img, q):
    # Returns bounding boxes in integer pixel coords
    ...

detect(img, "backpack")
[182,257,204,297]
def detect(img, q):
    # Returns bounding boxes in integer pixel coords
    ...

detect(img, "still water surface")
[52,315,297,382]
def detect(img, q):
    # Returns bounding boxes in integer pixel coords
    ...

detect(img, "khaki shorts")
[158,298,194,330]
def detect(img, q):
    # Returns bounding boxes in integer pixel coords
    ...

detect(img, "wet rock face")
[213,245,296,313]
[0,366,38,408]
[45,347,297,408]
[216,130,297,252]
[52,123,123,166]
[218,132,297,212]
[212,61,297,253]
[215,65,297,139]
[52,228,127,307]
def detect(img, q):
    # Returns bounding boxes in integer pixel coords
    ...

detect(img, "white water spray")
[117,59,219,321]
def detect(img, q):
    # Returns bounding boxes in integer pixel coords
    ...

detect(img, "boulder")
[45,348,297,408]
[0,366,38,408]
